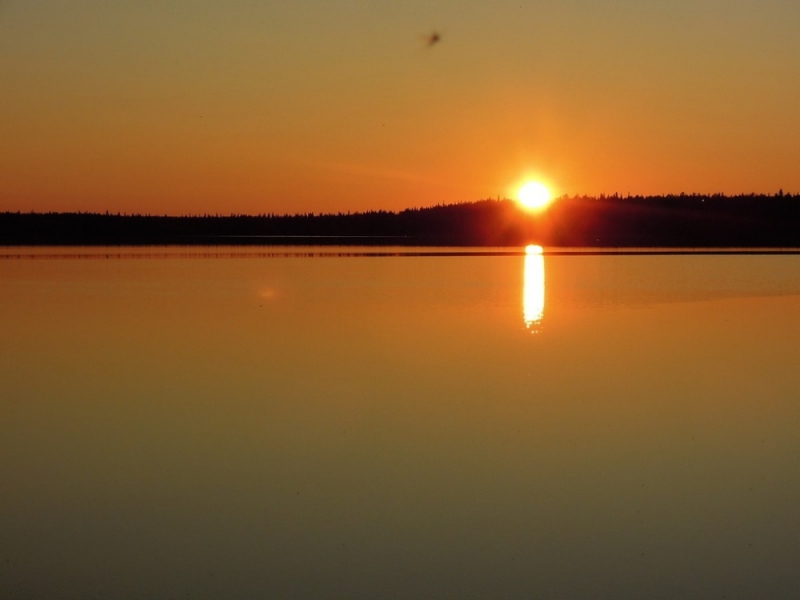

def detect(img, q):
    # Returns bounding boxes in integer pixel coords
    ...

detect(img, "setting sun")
[517,182,553,211]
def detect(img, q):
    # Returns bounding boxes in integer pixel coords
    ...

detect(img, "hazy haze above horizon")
[2,0,799,215]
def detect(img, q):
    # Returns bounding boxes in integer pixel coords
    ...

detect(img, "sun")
[517,181,552,211]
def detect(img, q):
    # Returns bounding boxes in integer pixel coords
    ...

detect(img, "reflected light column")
[523,245,545,333]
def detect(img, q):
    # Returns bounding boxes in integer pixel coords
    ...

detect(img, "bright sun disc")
[518,182,552,210]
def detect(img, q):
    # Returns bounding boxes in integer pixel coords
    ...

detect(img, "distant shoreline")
[4,194,800,247]
[4,248,800,262]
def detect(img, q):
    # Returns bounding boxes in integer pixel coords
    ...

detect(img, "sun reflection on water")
[523,245,545,332]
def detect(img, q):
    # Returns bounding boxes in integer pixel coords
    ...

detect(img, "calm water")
[2,247,800,599]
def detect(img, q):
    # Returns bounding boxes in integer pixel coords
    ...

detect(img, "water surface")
[2,247,800,599]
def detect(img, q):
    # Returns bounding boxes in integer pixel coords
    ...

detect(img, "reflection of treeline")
[3,193,800,246]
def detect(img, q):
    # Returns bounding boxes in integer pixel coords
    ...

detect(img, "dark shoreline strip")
[3,247,800,260]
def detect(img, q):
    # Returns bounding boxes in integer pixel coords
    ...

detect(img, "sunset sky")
[2,1,799,215]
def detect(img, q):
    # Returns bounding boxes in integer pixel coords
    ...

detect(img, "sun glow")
[517,181,552,211]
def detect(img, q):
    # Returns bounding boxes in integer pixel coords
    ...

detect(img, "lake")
[2,246,800,599]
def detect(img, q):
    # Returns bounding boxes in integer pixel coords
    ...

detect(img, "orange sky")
[2,1,799,215]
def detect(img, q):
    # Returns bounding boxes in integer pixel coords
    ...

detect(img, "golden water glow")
[523,245,545,332]
[517,182,553,211]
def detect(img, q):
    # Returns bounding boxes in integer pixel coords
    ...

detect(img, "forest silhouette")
[3,193,800,247]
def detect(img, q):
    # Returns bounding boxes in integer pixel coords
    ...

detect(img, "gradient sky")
[2,0,799,215]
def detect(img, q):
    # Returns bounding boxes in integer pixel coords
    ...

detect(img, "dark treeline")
[3,193,800,247]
